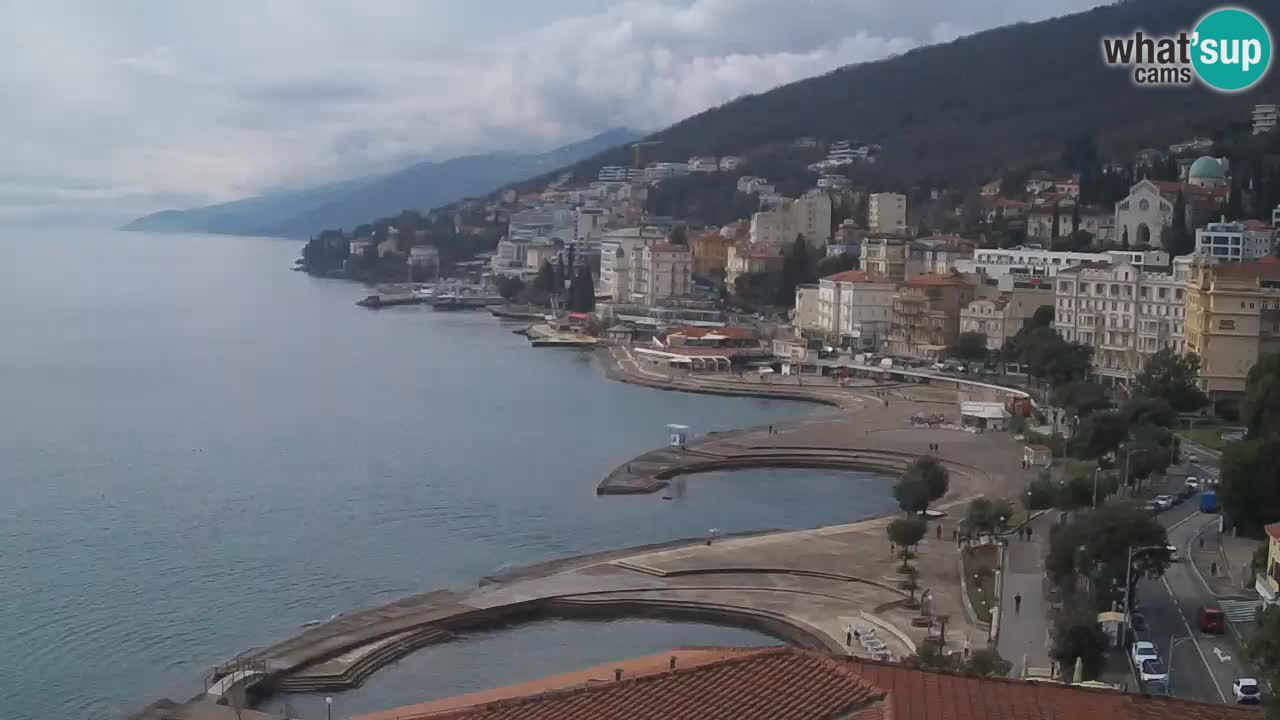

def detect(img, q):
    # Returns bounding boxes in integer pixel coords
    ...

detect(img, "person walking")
[846,625,853,647]
[1014,593,1023,614]
[1026,525,1033,541]
[936,524,942,539]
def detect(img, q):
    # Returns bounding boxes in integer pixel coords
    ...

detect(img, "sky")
[0,0,1104,225]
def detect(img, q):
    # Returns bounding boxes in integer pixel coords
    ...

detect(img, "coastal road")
[1133,449,1248,704]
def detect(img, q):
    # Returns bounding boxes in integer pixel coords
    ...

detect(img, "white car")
[1233,677,1262,705]
[1140,658,1168,684]
[1166,544,1180,562]
[1132,641,1158,666]
[1153,495,1174,510]
[1185,477,1200,489]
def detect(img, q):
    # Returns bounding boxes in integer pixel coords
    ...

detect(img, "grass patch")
[962,544,1000,625]
[1175,427,1232,453]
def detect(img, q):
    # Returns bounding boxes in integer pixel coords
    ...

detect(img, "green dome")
[1188,156,1225,179]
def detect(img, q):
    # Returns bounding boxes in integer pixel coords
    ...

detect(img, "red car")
[1199,606,1226,634]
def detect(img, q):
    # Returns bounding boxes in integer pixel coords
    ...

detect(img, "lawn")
[1175,426,1232,453]
[962,544,1000,625]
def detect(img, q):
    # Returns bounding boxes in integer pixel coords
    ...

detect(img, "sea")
[0,230,896,720]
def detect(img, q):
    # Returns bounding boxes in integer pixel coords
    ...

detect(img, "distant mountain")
[524,0,1280,193]
[123,128,641,238]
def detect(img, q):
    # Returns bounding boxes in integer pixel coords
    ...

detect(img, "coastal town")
[124,102,1280,720]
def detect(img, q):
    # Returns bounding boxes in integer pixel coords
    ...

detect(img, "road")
[997,514,1054,677]
[1132,445,1248,703]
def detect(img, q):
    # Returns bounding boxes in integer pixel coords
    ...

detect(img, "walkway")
[997,512,1055,677]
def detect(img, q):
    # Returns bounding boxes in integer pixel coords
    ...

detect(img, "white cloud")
[0,0,1102,223]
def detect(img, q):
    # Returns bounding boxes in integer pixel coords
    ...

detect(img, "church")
[1114,156,1230,249]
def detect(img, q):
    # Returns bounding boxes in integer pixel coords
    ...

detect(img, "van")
[1199,606,1226,634]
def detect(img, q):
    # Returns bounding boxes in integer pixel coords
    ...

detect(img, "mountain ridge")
[123,127,641,238]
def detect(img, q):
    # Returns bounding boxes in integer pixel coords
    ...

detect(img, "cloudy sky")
[0,0,1103,224]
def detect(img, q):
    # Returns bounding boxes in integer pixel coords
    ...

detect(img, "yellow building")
[889,273,976,359]
[1259,523,1280,606]
[690,230,733,278]
[1184,258,1280,400]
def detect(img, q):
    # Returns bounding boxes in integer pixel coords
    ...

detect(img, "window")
[1221,319,1236,330]
[1059,281,1071,293]
[1140,287,1150,298]
[1175,289,1183,300]
[1158,287,1167,299]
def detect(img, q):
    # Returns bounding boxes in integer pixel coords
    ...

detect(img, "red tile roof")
[361,648,1258,720]
[668,325,758,340]
[823,270,877,283]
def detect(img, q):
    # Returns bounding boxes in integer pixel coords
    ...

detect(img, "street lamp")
[1166,635,1194,696]
[324,696,333,720]
[1092,466,1103,507]
[1124,545,1169,633]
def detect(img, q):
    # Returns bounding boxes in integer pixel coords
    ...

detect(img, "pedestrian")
[1199,536,1205,550]
[1211,560,1218,576]
[1026,525,1033,541]
[1014,593,1023,614]
[952,528,958,540]
[890,542,895,556]
[768,424,773,435]
[854,626,862,641]
[936,524,942,539]
[846,626,853,647]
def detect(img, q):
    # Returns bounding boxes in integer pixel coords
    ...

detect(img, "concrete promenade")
[159,351,1037,718]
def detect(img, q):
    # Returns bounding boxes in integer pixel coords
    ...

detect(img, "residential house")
[351,645,1259,720]
[1185,258,1280,400]
[860,236,909,280]
[1195,218,1276,262]
[959,286,1054,351]
[955,247,1170,290]
[1053,260,1189,385]
[575,206,608,243]
[750,190,832,249]
[600,226,667,297]
[719,155,745,171]
[630,242,693,305]
[980,178,1003,196]
[1255,103,1279,135]
[725,243,786,285]
[690,230,733,277]
[407,245,439,279]
[688,156,719,173]
[869,192,907,234]
[794,284,822,334]
[1259,522,1280,606]
[814,269,896,350]
[889,273,976,359]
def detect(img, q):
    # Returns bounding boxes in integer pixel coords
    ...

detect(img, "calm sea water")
[0,231,894,720]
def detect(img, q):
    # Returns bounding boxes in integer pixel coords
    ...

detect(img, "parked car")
[1199,606,1226,634]
[1130,612,1148,633]
[1143,500,1161,514]
[1186,477,1201,490]
[1153,495,1174,510]
[1140,658,1169,684]
[1234,678,1262,704]
[1166,544,1180,562]
[1132,641,1159,666]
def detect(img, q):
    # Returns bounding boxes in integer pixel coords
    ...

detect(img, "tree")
[1052,381,1111,420]
[1220,436,1280,533]
[534,259,556,294]
[952,332,989,362]
[1026,476,1057,510]
[1120,225,1129,250]
[904,456,949,502]
[1132,349,1206,412]
[1051,600,1110,681]
[887,516,927,568]
[495,275,525,301]
[1070,202,1081,235]
[1243,353,1280,439]
[1167,190,1194,256]
[962,648,1012,678]
[1120,397,1175,428]
[817,252,858,278]
[1050,204,1061,240]
[893,474,931,514]
[1246,606,1280,697]
[965,497,1014,535]
[669,225,688,245]
[568,266,596,312]
[1045,503,1170,603]
[1068,410,1129,459]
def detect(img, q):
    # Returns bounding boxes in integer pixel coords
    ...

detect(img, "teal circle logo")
[1192,7,1272,92]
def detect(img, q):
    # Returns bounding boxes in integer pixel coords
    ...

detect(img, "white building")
[630,242,693,305]
[868,193,907,234]
[1053,261,1190,384]
[600,226,666,297]
[1114,179,1175,249]
[954,247,1171,289]
[598,166,630,182]
[688,156,719,173]
[575,206,608,243]
[959,287,1054,351]
[749,191,832,249]
[1195,218,1276,262]
[644,162,690,183]
[719,156,745,172]
[812,269,896,349]
[794,284,822,334]
[1254,103,1279,135]
[408,245,439,268]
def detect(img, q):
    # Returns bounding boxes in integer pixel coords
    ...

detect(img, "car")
[1199,605,1226,634]
[1153,495,1174,510]
[1186,477,1200,489]
[1132,641,1158,666]
[1188,456,1200,465]
[1143,500,1161,514]
[1233,678,1262,704]
[1166,544,1180,562]
[1130,612,1148,633]
[1140,658,1169,684]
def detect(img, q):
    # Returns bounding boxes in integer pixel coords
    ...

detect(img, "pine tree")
[1121,226,1129,250]
[1070,203,1080,235]
[1051,204,1061,240]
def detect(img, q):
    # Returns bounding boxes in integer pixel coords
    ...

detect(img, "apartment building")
[1254,103,1279,135]
[690,230,733,277]
[1053,260,1189,384]
[629,242,693,306]
[599,226,666,297]
[955,247,1171,289]
[888,273,976,359]
[749,191,832,248]
[1185,258,1280,399]
[810,270,897,350]
[860,236,908,280]
[1195,217,1276,262]
[868,192,907,234]
[725,243,786,285]
[960,286,1055,351]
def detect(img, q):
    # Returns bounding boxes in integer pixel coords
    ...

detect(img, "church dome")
[1188,156,1225,180]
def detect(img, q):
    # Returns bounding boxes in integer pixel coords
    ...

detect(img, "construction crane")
[631,140,663,170]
